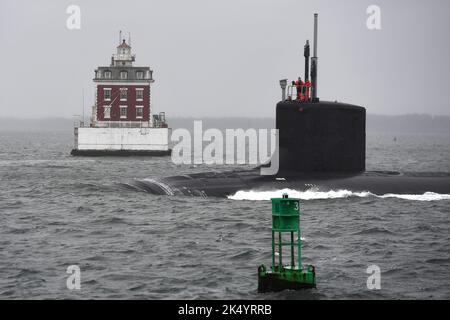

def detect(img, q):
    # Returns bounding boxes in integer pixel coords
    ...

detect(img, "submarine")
[135,14,450,198]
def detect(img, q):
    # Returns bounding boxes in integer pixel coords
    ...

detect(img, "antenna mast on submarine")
[311,13,319,102]
[304,40,310,82]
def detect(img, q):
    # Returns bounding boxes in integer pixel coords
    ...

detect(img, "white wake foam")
[227,188,450,201]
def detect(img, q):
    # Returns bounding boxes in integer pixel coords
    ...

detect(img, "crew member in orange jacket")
[292,77,304,101]
[303,80,311,102]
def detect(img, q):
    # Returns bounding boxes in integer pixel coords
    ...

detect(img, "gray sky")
[1,0,450,118]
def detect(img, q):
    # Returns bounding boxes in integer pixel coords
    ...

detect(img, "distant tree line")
[1,114,449,133]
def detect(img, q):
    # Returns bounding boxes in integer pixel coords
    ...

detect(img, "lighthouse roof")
[94,66,154,83]
[117,39,131,49]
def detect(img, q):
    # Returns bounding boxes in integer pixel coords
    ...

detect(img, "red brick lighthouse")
[92,35,158,127]
[71,34,170,156]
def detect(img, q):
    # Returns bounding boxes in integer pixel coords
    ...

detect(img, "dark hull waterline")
[134,169,450,198]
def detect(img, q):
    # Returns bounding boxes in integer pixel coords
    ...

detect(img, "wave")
[227,188,450,201]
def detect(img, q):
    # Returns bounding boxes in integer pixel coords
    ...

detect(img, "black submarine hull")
[133,101,450,198]
[134,169,450,197]
[135,101,450,198]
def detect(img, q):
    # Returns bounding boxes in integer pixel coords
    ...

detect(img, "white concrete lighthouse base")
[71,127,171,156]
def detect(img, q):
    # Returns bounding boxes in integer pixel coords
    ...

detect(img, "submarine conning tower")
[277,14,366,174]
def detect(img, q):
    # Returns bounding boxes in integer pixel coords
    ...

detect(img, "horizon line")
[1,113,450,120]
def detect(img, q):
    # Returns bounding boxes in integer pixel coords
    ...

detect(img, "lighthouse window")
[136,71,144,79]
[120,71,128,79]
[120,106,127,119]
[136,106,143,119]
[104,71,111,79]
[120,88,127,100]
[104,106,111,119]
[136,88,144,100]
[104,88,111,100]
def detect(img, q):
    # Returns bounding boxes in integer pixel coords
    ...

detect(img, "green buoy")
[258,193,316,292]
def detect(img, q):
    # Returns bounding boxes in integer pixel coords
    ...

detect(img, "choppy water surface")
[0,131,449,299]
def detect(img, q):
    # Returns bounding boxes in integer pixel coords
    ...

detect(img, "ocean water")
[0,130,449,299]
